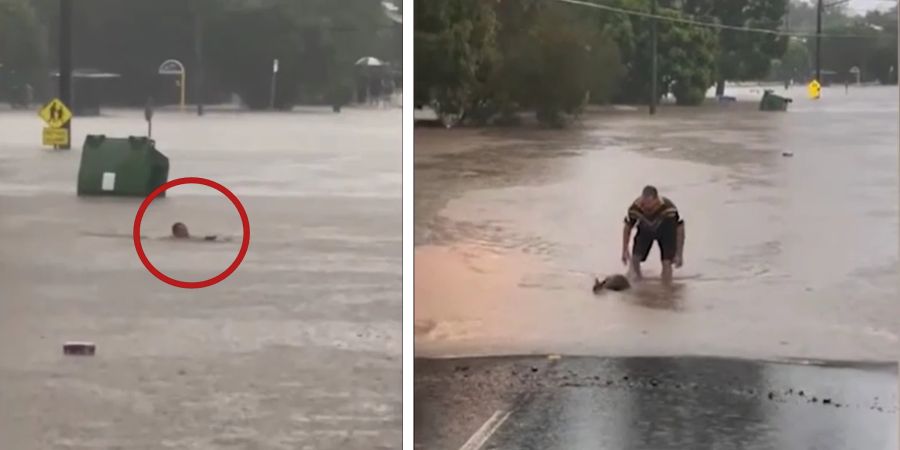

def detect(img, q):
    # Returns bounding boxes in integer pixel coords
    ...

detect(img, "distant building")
[50,69,122,116]
[809,70,839,86]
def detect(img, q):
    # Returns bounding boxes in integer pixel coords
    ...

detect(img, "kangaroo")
[593,274,631,293]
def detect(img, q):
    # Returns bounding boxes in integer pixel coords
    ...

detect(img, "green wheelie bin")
[76,135,169,197]
[759,89,792,111]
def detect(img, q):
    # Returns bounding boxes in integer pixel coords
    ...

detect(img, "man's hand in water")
[674,254,683,268]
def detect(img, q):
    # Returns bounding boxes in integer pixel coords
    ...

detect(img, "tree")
[784,0,852,32]
[205,0,396,109]
[862,6,898,84]
[488,1,618,125]
[619,5,718,106]
[0,0,48,103]
[21,0,398,108]
[414,0,498,121]
[672,0,789,96]
[777,38,810,82]
[515,4,599,125]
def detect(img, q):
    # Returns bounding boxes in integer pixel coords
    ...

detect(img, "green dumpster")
[759,89,792,111]
[76,135,169,197]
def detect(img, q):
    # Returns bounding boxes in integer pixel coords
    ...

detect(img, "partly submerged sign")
[38,98,72,128]
[807,79,821,100]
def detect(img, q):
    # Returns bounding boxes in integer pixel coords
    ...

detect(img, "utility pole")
[59,0,72,149]
[650,0,658,115]
[270,59,279,110]
[193,4,205,116]
[815,0,822,82]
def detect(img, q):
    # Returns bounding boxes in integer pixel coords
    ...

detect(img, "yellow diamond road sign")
[38,98,72,128]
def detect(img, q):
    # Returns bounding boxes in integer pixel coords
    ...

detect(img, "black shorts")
[632,220,678,262]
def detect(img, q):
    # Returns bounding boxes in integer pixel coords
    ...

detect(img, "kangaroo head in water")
[171,222,190,239]
[593,274,631,293]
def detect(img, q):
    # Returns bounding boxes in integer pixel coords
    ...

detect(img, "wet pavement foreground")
[415,356,899,450]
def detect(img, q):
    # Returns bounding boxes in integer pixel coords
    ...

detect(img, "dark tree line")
[0,0,401,109]
[416,0,897,127]
[416,0,787,126]
[782,2,897,85]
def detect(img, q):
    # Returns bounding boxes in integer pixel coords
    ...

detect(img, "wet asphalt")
[415,355,898,450]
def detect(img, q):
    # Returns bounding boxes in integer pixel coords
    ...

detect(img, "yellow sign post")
[42,127,69,146]
[38,98,73,149]
[38,98,73,128]
[807,79,821,100]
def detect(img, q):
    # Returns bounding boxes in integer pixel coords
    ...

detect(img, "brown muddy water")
[415,86,898,362]
[0,108,401,449]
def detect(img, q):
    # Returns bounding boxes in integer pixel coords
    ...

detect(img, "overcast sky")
[845,0,897,14]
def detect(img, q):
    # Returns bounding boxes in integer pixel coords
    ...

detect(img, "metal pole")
[650,0,658,115]
[269,59,278,110]
[180,71,186,111]
[59,0,72,149]
[194,8,204,116]
[815,0,822,82]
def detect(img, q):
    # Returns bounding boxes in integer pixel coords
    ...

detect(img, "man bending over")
[621,185,685,284]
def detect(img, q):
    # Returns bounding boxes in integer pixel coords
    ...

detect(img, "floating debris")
[63,341,95,356]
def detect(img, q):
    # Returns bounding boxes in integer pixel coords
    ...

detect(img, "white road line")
[458,409,512,450]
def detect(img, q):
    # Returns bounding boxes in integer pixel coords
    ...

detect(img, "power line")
[555,0,891,39]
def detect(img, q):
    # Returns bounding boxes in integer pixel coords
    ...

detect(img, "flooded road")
[415,86,898,362]
[0,108,401,448]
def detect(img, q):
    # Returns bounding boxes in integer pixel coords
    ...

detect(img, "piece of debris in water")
[782,152,794,157]
[593,274,631,292]
[63,341,96,356]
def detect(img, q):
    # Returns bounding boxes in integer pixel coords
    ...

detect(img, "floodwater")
[415,86,899,362]
[0,107,401,448]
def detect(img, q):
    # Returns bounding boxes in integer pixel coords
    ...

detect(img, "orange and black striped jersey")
[624,197,683,232]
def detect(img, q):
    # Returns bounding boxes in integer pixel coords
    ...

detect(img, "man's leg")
[630,232,653,280]
[629,257,643,280]
[658,222,677,285]
[660,260,673,285]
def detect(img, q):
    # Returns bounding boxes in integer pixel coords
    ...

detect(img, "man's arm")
[622,222,633,261]
[622,204,638,263]
[676,222,685,259]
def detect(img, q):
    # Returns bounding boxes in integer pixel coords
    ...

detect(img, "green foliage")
[814,9,897,84]
[785,0,853,31]
[618,5,718,106]
[414,0,498,119]
[0,0,47,102]
[777,38,810,81]
[208,0,398,108]
[767,2,897,85]
[17,0,398,108]
[666,23,718,105]
[415,0,631,126]
[671,0,788,89]
[496,3,599,125]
